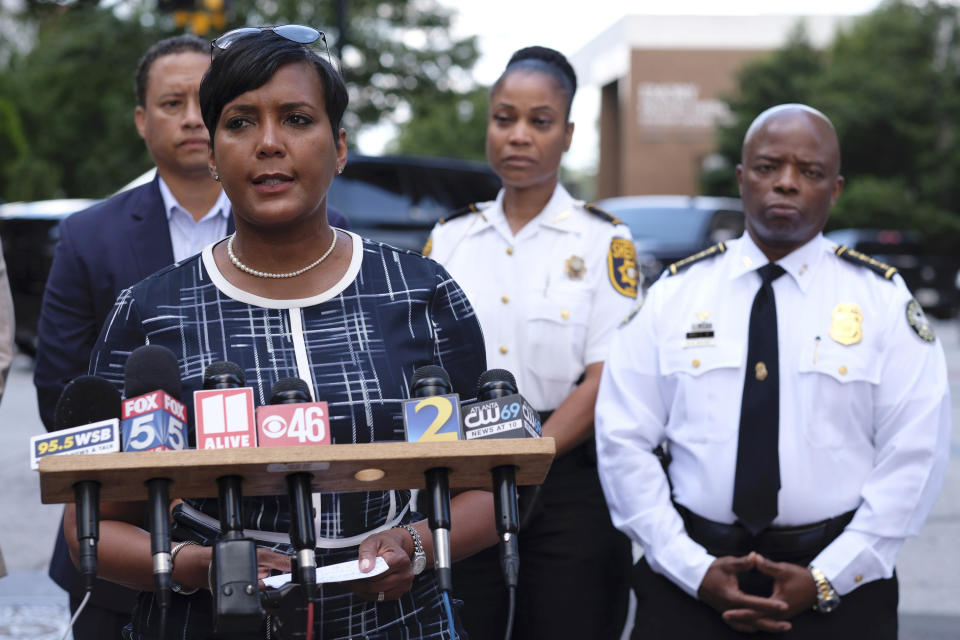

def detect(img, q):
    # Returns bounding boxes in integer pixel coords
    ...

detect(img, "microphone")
[200,362,264,633]
[462,369,542,589]
[402,365,463,593]
[43,375,122,591]
[257,377,330,604]
[121,345,187,616]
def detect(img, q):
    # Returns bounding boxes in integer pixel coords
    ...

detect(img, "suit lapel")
[128,176,175,278]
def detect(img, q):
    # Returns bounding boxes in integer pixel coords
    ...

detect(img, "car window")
[327,175,409,224]
[607,207,710,243]
[707,210,744,243]
[327,162,500,226]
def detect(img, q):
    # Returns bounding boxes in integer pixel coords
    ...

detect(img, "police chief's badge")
[829,302,863,346]
[906,299,935,342]
[565,255,586,280]
[608,238,638,298]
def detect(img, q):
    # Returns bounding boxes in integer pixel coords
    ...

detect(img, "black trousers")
[631,557,898,639]
[452,440,631,640]
[69,592,131,640]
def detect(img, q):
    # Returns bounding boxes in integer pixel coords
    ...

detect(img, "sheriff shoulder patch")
[906,299,935,343]
[608,238,638,298]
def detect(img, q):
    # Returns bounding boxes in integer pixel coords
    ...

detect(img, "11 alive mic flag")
[194,387,257,449]
[462,394,541,440]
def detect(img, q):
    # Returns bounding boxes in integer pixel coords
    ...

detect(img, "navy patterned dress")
[90,232,486,639]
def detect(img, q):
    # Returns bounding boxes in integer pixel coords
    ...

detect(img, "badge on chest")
[829,302,863,346]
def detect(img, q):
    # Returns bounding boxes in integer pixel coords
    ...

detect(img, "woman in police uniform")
[425,46,635,640]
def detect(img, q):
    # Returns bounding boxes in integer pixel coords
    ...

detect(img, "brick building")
[570,14,853,198]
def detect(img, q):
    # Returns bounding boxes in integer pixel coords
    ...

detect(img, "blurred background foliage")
[0,0,485,201]
[700,0,960,252]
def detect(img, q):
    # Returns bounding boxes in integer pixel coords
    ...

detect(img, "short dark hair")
[199,30,348,143]
[492,46,577,121]
[134,35,208,107]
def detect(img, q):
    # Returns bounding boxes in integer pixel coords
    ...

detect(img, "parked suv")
[0,154,500,354]
[826,228,960,319]
[596,195,744,286]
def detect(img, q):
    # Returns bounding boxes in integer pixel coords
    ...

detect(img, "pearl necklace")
[226,231,337,279]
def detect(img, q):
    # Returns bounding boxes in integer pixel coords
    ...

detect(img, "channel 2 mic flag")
[121,390,188,452]
[402,393,463,442]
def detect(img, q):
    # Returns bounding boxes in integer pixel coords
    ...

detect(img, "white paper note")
[262,556,389,589]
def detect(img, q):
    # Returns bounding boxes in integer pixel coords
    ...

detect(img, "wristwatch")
[808,565,841,612]
[394,524,427,575]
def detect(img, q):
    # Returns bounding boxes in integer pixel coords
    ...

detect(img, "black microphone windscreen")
[476,369,518,398]
[202,361,245,389]
[410,365,452,398]
[124,345,182,399]
[269,377,312,404]
[54,375,122,430]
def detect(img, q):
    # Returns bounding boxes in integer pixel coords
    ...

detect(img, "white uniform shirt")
[595,232,951,599]
[428,185,638,411]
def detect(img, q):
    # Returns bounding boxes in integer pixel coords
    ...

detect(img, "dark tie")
[733,262,786,535]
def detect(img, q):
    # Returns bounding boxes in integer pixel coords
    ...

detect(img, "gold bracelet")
[171,541,201,596]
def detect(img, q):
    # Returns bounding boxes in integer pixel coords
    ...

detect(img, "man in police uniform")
[595,104,950,638]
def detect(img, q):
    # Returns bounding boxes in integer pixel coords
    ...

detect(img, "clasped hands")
[698,552,818,633]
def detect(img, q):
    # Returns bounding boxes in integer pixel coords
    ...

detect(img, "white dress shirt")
[595,232,951,599]
[158,177,231,262]
[428,185,637,411]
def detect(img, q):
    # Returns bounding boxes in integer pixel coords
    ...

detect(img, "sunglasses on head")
[211,25,328,60]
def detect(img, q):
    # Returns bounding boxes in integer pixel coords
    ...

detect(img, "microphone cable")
[305,601,314,640]
[504,584,516,640]
[159,605,168,640]
[441,590,458,640]
[60,590,91,640]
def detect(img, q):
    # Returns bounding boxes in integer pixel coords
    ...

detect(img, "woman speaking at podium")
[424,46,635,639]
[65,27,495,639]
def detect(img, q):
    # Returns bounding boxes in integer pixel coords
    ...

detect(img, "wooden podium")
[37,439,557,504]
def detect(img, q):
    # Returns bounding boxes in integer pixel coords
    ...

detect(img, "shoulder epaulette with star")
[667,242,726,276]
[834,245,897,280]
[583,202,624,226]
[437,203,481,225]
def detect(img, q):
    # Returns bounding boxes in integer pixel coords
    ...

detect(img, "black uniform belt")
[676,504,856,563]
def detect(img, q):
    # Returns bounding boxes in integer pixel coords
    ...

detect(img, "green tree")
[388,86,488,161]
[703,1,960,250]
[0,0,480,201]
[0,7,167,200]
